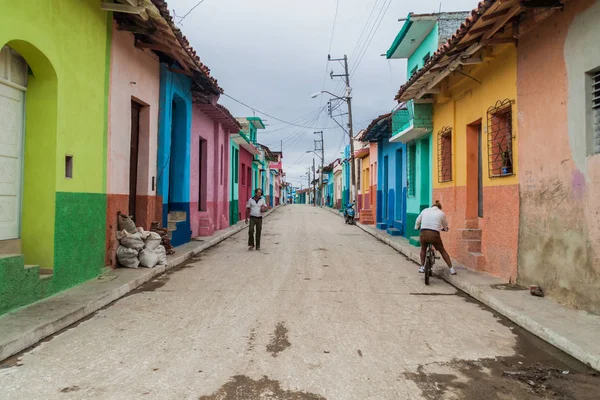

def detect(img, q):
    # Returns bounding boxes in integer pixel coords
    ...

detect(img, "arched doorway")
[0,42,57,268]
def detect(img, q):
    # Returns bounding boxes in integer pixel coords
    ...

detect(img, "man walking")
[246,188,267,250]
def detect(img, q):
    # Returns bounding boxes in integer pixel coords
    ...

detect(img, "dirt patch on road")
[199,375,326,400]
[266,322,291,357]
[404,293,600,399]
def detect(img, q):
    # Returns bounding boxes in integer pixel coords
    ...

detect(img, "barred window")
[589,70,600,155]
[437,127,452,183]
[487,99,514,178]
[407,143,416,197]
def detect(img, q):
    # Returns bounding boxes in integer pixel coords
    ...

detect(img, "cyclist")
[414,200,456,275]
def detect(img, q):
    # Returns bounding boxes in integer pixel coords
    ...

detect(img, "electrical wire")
[174,0,209,25]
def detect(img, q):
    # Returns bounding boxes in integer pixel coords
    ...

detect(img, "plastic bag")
[119,232,144,250]
[144,231,162,250]
[118,214,137,234]
[117,246,139,268]
[153,245,168,265]
[139,248,159,268]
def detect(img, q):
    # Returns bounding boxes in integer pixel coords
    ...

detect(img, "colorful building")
[0,0,111,314]
[191,103,240,237]
[395,0,521,278]
[386,11,467,245]
[514,0,600,313]
[361,113,406,236]
[333,161,343,209]
[354,135,375,225]
[232,119,260,223]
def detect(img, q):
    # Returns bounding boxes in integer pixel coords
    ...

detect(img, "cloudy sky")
[167,0,476,187]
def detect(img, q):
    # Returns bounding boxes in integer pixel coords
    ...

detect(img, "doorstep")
[325,206,600,371]
[0,207,279,362]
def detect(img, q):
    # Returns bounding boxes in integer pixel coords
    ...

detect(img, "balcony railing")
[390,101,433,143]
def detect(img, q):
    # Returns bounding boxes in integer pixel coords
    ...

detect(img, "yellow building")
[395,1,522,280]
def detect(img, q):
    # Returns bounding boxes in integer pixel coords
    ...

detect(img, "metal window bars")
[487,99,514,178]
[437,126,452,183]
[592,70,600,154]
[407,143,416,197]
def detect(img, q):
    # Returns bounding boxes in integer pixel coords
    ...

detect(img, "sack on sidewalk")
[117,246,139,268]
[144,232,162,250]
[139,248,159,268]
[119,232,144,250]
[153,245,168,265]
[118,214,137,234]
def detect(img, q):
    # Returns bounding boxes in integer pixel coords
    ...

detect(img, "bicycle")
[423,242,435,285]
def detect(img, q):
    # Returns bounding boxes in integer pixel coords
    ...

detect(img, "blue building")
[361,113,406,237]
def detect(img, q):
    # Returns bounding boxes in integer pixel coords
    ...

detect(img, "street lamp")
[310,90,348,101]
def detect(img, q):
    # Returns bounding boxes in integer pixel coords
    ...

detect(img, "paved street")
[1,206,599,400]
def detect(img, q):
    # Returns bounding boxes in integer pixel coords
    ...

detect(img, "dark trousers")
[248,216,263,248]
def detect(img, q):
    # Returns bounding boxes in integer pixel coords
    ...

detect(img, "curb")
[0,207,279,362]
[323,206,600,371]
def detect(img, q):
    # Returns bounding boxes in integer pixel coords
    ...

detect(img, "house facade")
[386,12,467,245]
[0,0,111,314]
[515,0,600,313]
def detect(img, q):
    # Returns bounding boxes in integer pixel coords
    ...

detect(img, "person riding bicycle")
[414,200,456,275]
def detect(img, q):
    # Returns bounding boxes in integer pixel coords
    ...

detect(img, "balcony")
[389,102,432,143]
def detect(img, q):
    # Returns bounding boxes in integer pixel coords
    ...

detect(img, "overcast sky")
[167,0,475,187]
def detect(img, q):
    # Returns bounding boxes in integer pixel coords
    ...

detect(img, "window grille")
[437,127,452,183]
[423,52,431,65]
[407,143,416,197]
[410,66,418,77]
[592,70,600,154]
[487,99,514,178]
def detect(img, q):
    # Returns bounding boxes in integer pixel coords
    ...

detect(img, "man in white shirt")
[245,188,268,250]
[414,200,456,275]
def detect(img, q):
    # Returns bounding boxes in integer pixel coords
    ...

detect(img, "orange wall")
[517,0,600,314]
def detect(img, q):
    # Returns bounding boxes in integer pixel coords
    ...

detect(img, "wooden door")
[129,101,142,217]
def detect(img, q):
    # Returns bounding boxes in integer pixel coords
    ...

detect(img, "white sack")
[153,245,168,265]
[120,232,144,250]
[144,232,162,250]
[139,248,159,268]
[117,246,139,268]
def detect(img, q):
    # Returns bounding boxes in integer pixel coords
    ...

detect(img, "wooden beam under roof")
[135,41,192,72]
[117,23,157,35]
[101,2,144,14]
[483,3,523,40]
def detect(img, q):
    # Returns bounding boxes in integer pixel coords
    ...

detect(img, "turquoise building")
[385,11,467,244]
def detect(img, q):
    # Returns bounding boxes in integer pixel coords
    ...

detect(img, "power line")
[351,0,393,77]
[222,92,336,130]
[174,0,209,24]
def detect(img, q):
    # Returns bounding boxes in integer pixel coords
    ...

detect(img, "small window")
[487,99,514,177]
[234,149,239,184]
[437,127,452,183]
[220,144,224,185]
[410,65,418,77]
[588,69,600,155]
[65,155,73,178]
[423,52,431,65]
[407,143,416,197]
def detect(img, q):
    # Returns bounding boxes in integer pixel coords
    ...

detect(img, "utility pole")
[314,131,324,207]
[307,167,311,205]
[312,158,316,206]
[329,54,356,202]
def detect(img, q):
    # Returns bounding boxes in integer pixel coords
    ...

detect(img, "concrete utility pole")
[329,54,356,203]
[314,131,324,207]
[307,168,311,204]
[312,158,316,206]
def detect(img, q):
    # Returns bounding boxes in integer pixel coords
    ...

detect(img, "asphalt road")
[1,205,599,399]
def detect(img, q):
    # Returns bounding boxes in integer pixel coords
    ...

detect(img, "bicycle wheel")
[424,257,431,285]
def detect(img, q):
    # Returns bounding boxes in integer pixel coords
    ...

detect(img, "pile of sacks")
[116,215,168,269]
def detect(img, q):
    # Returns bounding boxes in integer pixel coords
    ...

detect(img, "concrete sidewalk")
[325,206,600,371]
[0,208,278,362]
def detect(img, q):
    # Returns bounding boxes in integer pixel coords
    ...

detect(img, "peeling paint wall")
[517,0,600,314]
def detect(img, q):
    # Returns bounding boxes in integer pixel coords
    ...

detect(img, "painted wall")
[405,134,433,242]
[407,24,438,75]
[517,0,600,313]
[369,142,378,213]
[0,0,110,315]
[432,44,519,279]
[229,139,240,224]
[190,106,230,237]
[157,65,192,246]
[376,138,407,232]
[106,23,160,267]
[239,147,254,216]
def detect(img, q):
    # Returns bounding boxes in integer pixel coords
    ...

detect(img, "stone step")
[168,211,187,221]
[409,236,421,247]
[386,227,402,236]
[465,219,479,229]
[467,252,487,271]
[376,222,388,230]
[462,239,482,252]
[458,228,482,240]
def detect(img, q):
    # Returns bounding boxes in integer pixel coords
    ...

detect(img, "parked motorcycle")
[344,202,356,225]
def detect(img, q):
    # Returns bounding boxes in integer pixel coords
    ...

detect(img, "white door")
[0,46,27,240]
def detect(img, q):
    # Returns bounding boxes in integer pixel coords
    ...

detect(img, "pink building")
[106,21,161,267]
[190,103,241,237]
